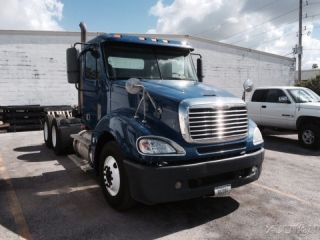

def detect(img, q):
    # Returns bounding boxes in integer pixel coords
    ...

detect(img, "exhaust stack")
[78,22,87,114]
[79,22,87,45]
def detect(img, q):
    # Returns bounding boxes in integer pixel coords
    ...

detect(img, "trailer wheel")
[298,123,320,149]
[51,119,66,155]
[99,141,135,210]
[43,115,53,148]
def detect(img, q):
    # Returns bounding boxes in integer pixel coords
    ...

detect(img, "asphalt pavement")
[0,131,319,240]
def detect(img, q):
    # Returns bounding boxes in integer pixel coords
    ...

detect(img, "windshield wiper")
[166,77,185,80]
[111,77,161,80]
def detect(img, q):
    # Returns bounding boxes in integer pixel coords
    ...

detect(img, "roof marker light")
[151,38,157,42]
[113,34,121,38]
[162,39,169,43]
[139,37,146,41]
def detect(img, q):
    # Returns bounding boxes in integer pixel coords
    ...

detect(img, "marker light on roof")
[139,37,146,40]
[162,39,169,43]
[181,40,188,46]
[151,38,157,42]
[113,34,121,38]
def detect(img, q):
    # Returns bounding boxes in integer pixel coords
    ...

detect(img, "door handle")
[281,114,293,117]
[261,105,266,108]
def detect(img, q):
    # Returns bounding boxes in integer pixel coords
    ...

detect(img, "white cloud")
[0,0,63,30]
[149,0,320,69]
[148,0,223,34]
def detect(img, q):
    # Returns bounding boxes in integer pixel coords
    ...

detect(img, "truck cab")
[43,25,264,210]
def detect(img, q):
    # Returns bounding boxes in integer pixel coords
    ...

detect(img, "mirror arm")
[126,78,161,122]
[78,45,100,59]
[75,83,98,93]
[73,42,98,48]
[191,53,202,58]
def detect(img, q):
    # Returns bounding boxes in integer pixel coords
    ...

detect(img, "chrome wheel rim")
[302,129,315,145]
[44,121,48,141]
[52,125,57,147]
[103,156,120,196]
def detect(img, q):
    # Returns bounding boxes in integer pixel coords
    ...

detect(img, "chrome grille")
[188,105,248,143]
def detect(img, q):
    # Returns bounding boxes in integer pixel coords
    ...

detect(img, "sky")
[0,0,320,69]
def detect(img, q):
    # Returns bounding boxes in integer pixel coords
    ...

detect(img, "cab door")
[260,89,296,128]
[247,89,268,125]
[82,50,101,129]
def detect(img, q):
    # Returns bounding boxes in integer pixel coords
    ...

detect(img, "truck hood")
[299,102,320,110]
[113,79,244,142]
[140,80,235,101]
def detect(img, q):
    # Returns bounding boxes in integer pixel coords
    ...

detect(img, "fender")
[296,115,320,129]
[92,110,152,170]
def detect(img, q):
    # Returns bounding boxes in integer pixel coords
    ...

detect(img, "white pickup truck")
[247,86,320,149]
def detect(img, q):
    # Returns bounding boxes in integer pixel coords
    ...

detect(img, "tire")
[99,141,135,210]
[298,123,320,149]
[43,115,53,148]
[51,119,66,155]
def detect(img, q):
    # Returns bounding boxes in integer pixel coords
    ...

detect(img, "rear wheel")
[51,119,66,155]
[99,141,134,210]
[298,123,320,149]
[43,115,53,148]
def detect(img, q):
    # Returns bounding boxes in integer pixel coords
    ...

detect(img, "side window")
[265,89,287,103]
[85,51,99,80]
[252,90,267,102]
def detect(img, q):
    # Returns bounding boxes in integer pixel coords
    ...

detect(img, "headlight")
[137,136,185,155]
[253,127,264,146]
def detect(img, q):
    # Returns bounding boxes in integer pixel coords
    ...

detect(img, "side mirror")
[279,96,290,103]
[125,78,143,94]
[242,79,254,101]
[66,47,80,84]
[197,58,203,83]
[243,79,254,92]
[125,78,160,122]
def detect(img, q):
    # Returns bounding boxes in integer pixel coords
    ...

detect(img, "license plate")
[214,184,231,197]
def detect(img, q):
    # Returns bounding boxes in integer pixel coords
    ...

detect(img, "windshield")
[104,43,198,81]
[288,88,320,103]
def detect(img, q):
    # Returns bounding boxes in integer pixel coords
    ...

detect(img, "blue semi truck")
[43,23,264,210]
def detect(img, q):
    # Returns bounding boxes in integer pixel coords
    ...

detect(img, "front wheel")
[99,141,134,210]
[298,124,320,149]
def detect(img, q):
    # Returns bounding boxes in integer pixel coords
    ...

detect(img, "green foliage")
[296,75,320,95]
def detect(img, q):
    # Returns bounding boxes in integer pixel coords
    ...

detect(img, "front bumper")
[124,148,264,205]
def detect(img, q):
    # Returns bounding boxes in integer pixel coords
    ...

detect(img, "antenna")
[297,0,303,83]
